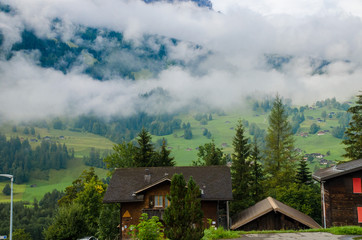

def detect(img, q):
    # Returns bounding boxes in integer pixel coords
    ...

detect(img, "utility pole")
[0,174,14,240]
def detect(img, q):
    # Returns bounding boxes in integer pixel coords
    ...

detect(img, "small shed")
[231,197,321,231]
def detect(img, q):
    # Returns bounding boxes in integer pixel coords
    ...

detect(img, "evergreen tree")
[30,127,35,135]
[230,120,252,214]
[134,128,155,167]
[164,174,204,240]
[23,127,29,135]
[295,158,312,185]
[164,174,188,240]
[2,183,11,196]
[184,177,204,240]
[343,93,362,160]
[249,139,265,204]
[264,95,296,189]
[156,138,175,166]
[309,123,320,134]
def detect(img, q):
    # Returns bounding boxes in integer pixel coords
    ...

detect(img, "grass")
[154,107,347,166]
[0,158,108,203]
[204,226,362,239]
[0,105,350,202]
[0,182,26,203]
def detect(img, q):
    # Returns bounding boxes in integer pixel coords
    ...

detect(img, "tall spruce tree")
[184,177,204,240]
[164,174,204,240]
[156,138,175,166]
[343,93,362,160]
[295,158,312,185]
[134,128,156,167]
[164,174,188,240]
[249,139,265,204]
[265,95,296,189]
[230,120,252,214]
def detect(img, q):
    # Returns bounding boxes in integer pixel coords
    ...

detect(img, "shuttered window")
[358,207,362,223]
[353,178,362,193]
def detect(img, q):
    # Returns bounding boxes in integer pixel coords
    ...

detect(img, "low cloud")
[0,0,361,121]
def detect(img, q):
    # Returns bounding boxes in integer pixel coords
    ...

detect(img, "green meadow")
[0,105,349,202]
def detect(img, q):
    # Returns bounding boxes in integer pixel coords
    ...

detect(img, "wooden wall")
[236,211,309,231]
[323,170,362,227]
[119,182,224,238]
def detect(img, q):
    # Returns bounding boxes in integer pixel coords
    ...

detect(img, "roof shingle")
[103,166,232,203]
[313,159,362,181]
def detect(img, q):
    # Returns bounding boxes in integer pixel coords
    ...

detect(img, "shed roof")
[231,197,321,230]
[312,159,362,181]
[103,166,232,203]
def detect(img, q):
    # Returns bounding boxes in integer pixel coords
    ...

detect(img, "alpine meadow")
[0,0,362,239]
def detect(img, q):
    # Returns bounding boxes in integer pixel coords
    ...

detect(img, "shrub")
[202,219,239,240]
[129,213,164,240]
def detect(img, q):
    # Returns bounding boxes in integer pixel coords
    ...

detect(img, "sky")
[0,0,361,121]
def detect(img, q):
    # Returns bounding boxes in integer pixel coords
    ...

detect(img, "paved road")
[225,232,361,240]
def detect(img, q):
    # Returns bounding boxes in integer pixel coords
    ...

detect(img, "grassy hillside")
[154,106,348,166]
[0,104,349,202]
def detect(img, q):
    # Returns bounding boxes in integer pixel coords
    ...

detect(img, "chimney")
[144,169,151,183]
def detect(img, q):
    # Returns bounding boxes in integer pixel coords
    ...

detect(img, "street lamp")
[0,174,13,240]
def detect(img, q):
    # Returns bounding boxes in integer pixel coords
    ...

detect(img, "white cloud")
[0,0,361,121]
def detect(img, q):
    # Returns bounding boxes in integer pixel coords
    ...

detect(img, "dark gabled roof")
[103,166,232,203]
[313,159,362,181]
[231,197,321,230]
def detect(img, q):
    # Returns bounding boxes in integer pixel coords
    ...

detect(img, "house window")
[353,178,362,193]
[358,207,362,223]
[154,195,163,207]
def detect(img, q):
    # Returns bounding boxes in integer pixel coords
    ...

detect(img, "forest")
[0,93,360,240]
[0,134,73,183]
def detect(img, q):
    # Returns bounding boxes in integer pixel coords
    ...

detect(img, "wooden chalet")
[313,159,362,228]
[231,197,321,231]
[103,166,232,238]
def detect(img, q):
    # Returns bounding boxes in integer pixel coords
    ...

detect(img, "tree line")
[3,92,361,239]
[72,113,182,142]
[0,134,73,183]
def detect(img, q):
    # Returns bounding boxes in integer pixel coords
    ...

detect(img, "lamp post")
[0,174,13,240]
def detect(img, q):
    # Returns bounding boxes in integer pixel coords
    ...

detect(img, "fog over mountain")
[0,0,361,121]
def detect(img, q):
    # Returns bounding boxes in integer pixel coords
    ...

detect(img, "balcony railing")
[142,208,165,220]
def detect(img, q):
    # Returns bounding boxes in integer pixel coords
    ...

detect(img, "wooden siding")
[119,181,226,238]
[323,170,362,227]
[236,211,310,231]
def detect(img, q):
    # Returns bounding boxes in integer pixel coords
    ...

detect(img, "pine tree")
[265,94,296,188]
[343,93,362,160]
[164,174,188,240]
[249,139,265,204]
[230,120,252,214]
[295,158,312,185]
[134,128,155,167]
[156,138,175,166]
[2,183,11,196]
[184,177,204,240]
